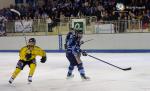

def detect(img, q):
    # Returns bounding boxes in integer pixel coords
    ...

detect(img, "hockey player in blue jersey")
[65,28,90,80]
[65,28,84,49]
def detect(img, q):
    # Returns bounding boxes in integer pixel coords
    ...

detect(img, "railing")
[94,20,143,33]
[3,17,150,36]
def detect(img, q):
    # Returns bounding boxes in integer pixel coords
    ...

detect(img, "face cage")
[28,42,36,46]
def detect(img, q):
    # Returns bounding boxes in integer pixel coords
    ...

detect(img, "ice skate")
[8,77,14,84]
[66,74,74,79]
[81,75,90,81]
[28,76,32,84]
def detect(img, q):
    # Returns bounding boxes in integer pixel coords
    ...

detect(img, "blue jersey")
[66,31,81,55]
[65,31,75,45]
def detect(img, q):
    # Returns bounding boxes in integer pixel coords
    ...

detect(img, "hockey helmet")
[28,38,36,46]
[29,38,36,43]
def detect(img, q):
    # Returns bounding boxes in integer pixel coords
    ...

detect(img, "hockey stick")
[10,9,27,45]
[84,39,94,43]
[87,54,131,71]
[80,39,94,45]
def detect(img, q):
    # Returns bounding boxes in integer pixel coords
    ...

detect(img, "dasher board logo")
[71,19,86,32]
[74,22,83,31]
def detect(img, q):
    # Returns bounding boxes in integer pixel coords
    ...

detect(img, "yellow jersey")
[19,45,46,61]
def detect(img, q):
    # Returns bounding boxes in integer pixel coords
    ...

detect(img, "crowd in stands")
[0,0,150,36]
[0,0,149,21]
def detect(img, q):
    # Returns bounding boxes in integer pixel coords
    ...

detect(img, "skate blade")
[81,77,90,81]
[8,83,15,87]
[66,75,74,80]
[66,76,74,80]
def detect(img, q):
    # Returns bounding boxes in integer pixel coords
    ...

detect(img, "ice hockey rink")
[0,52,150,91]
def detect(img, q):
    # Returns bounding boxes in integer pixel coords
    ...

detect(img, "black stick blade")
[123,67,132,71]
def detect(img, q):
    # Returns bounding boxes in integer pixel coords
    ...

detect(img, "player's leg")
[67,64,74,79]
[28,60,36,82]
[77,63,90,80]
[9,60,25,84]
[66,53,76,79]
[9,68,21,84]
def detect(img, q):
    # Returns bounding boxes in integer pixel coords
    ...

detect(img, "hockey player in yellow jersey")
[9,38,47,84]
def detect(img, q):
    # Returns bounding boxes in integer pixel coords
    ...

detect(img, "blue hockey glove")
[80,41,84,45]
[82,51,87,56]
[40,56,47,63]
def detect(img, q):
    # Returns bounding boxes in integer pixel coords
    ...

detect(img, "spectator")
[46,16,53,32]
[142,12,149,29]
[0,0,149,22]
[0,15,7,36]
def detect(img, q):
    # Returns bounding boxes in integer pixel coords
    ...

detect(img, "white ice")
[0,53,150,91]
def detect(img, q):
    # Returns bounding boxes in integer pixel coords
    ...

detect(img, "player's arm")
[35,46,47,63]
[19,46,28,60]
[76,40,87,56]
[73,44,87,64]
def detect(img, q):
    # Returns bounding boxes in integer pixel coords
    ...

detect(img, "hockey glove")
[25,53,32,60]
[80,41,84,45]
[82,51,87,56]
[40,56,47,63]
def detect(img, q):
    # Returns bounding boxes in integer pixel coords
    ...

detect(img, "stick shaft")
[80,39,94,45]
[10,9,27,45]
[21,20,27,45]
[88,54,130,71]
[84,39,94,43]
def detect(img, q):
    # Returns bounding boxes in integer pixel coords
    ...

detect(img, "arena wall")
[0,33,150,53]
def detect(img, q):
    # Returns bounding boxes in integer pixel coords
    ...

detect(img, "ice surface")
[0,53,150,91]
